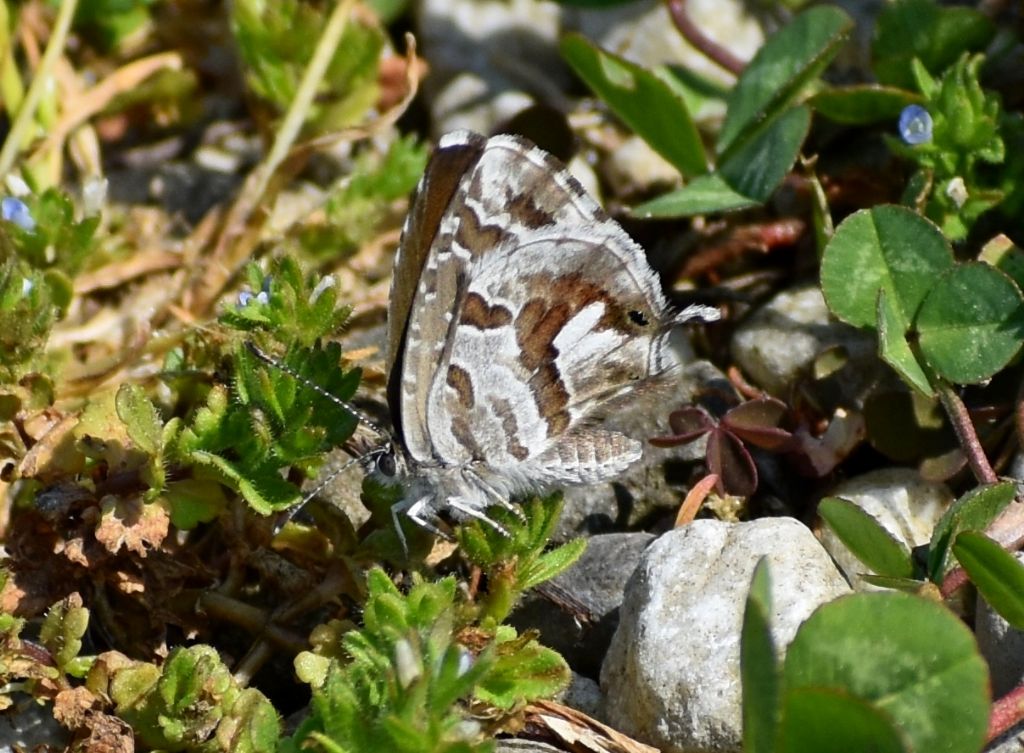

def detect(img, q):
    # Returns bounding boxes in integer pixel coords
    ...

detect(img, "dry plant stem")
[31,51,183,162]
[988,685,1024,742]
[232,563,354,684]
[0,0,78,180]
[198,591,307,655]
[185,0,357,315]
[254,0,357,202]
[664,0,745,76]
[938,384,998,485]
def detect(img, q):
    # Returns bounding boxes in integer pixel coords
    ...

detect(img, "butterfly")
[376,130,718,540]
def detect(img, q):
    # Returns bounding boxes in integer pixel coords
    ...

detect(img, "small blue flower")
[899,105,933,145]
[21,277,33,296]
[1,197,35,231]
[237,290,254,307]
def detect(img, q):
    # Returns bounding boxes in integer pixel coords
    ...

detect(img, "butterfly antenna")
[244,341,391,442]
[272,446,387,535]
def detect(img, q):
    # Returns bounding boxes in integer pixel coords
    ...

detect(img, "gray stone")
[556,673,604,719]
[510,532,655,678]
[417,0,765,138]
[986,725,1024,753]
[601,518,851,753]
[0,694,67,751]
[730,284,878,398]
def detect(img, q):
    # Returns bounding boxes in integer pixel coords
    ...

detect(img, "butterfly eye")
[628,309,650,326]
[376,450,397,477]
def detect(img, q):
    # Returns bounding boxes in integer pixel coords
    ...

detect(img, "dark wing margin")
[386,131,488,445]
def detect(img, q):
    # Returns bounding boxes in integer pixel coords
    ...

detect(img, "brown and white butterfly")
[378,130,718,537]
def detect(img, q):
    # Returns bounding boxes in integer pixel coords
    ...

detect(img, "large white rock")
[601,518,850,753]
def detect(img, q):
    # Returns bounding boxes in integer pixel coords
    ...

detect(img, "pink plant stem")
[664,0,745,76]
[988,685,1024,742]
[938,384,998,485]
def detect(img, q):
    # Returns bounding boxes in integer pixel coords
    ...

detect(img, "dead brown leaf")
[524,700,660,753]
[53,686,98,729]
[94,495,170,557]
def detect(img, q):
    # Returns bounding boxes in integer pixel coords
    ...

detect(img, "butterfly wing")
[388,131,488,457]
[393,132,674,483]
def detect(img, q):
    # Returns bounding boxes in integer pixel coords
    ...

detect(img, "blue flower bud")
[898,105,933,145]
[1,197,35,231]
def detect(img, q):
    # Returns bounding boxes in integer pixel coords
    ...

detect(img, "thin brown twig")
[664,0,745,76]
[938,384,998,486]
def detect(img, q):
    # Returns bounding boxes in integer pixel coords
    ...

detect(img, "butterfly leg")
[447,497,511,537]
[397,495,453,546]
[463,468,526,522]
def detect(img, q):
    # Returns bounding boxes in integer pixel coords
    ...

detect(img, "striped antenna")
[243,341,391,442]
[272,445,389,535]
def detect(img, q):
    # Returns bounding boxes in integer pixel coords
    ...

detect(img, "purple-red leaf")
[722,397,793,451]
[707,428,758,497]
[650,406,715,447]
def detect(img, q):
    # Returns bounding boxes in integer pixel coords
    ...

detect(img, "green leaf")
[231,0,384,132]
[474,628,570,709]
[39,595,89,672]
[301,136,429,257]
[115,383,163,455]
[632,173,760,218]
[810,84,922,125]
[364,0,408,24]
[741,559,778,753]
[633,106,810,218]
[189,450,300,515]
[877,289,934,397]
[953,532,1024,630]
[284,569,504,753]
[456,495,576,622]
[216,688,281,753]
[820,205,954,329]
[560,34,706,177]
[113,645,242,751]
[857,575,927,593]
[779,688,908,753]
[519,537,586,592]
[163,478,228,530]
[818,497,914,579]
[718,105,811,203]
[928,481,1016,582]
[718,5,852,155]
[915,262,1024,384]
[783,593,989,753]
